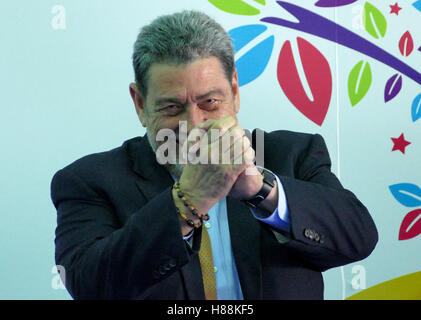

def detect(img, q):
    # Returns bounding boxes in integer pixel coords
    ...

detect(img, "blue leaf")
[411,93,421,122]
[229,24,267,52]
[235,35,274,86]
[229,25,274,86]
[389,183,421,207]
[413,0,421,12]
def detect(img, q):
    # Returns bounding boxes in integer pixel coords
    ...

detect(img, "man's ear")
[129,82,147,127]
[231,68,240,114]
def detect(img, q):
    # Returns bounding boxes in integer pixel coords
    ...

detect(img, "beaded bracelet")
[173,182,209,227]
[174,206,197,228]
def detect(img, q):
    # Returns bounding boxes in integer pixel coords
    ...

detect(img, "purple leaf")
[384,74,402,102]
[315,0,358,7]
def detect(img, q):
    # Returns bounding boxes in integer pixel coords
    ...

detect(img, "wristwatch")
[242,168,275,209]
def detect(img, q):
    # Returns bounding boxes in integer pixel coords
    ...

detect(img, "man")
[51,10,378,300]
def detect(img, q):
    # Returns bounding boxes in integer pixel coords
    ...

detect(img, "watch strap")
[242,169,275,209]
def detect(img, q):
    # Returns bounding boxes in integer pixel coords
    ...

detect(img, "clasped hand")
[177,116,264,217]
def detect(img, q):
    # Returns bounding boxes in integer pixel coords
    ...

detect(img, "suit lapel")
[227,197,263,299]
[180,226,206,300]
[127,135,173,200]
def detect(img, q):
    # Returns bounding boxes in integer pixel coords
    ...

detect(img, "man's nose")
[186,104,207,132]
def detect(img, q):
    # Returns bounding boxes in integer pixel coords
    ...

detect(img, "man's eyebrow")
[154,97,184,106]
[195,89,225,100]
[154,89,226,106]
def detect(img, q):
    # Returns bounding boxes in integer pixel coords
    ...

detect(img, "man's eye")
[162,105,181,114]
[200,99,219,109]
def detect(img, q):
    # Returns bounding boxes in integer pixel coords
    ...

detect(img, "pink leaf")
[399,209,421,240]
[277,37,332,126]
[399,31,414,57]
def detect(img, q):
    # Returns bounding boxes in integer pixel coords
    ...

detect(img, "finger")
[195,116,239,164]
[208,115,237,130]
[243,144,255,164]
[232,139,255,170]
[196,119,217,132]
[206,125,244,165]
[231,136,252,163]
[226,134,247,165]
[204,116,237,144]
[244,164,260,176]
[220,125,245,154]
[186,127,207,155]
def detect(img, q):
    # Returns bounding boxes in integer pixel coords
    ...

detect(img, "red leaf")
[277,37,332,126]
[399,209,421,240]
[399,31,414,57]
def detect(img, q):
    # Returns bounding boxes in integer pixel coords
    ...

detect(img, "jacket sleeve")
[276,134,378,272]
[51,167,198,299]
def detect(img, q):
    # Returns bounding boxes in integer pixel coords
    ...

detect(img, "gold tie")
[198,225,217,300]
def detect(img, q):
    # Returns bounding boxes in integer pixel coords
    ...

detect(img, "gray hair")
[132,10,235,97]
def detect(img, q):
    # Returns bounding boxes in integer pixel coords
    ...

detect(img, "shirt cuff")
[183,229,194,241]
[250,172,291,233]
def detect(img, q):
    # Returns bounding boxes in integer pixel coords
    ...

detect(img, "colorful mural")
[1,0,419,300]
[208,0,421,299]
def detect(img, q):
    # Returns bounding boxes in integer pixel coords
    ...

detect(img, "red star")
[390,3,402,15]
[391,133,411,154]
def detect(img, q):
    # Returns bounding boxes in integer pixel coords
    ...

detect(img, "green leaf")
[363,2,387,39]
[348,60,372,106]
[254,0,266,4]
[208,0,260,15]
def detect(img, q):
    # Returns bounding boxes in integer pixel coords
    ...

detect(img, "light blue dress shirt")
[173,171,290,300]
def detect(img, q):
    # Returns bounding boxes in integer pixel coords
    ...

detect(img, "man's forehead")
[147,63,186,89]
[147,57,228,98]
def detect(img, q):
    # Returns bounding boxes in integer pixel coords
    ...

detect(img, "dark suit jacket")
[50,129,378,300]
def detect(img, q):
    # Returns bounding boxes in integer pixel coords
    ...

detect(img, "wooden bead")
[173,182,205,228]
